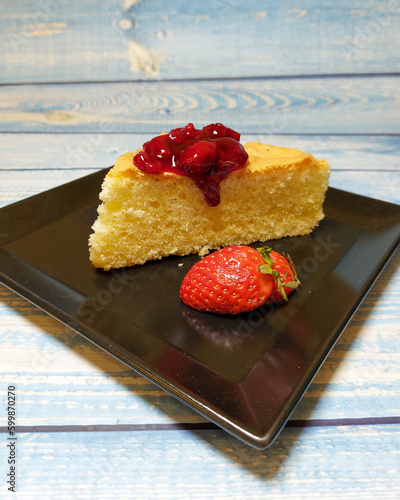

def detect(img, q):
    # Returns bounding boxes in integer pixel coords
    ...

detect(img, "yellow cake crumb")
[89,142,330,270]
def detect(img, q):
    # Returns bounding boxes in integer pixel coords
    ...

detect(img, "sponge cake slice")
[89,142,330,270]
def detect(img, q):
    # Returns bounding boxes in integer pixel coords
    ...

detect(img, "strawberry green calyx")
[256,246,301,302]
[257,246,280,279]
[257,246,274,266]
[283,252,300,284]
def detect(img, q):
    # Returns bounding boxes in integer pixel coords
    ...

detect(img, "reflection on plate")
[1,168,399,448]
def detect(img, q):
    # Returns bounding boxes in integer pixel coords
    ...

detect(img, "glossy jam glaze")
[133,123,248,206]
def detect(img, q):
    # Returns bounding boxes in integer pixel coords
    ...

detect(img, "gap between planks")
[1,416,400,434]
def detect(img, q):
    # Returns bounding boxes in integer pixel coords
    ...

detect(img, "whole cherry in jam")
[133,123,248,206]
[181,140,217,175]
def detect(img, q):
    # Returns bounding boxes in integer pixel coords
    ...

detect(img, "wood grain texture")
[0,0,399,494]
[1,0,399,83]
[0,425,398,499]
[1,76,399,133]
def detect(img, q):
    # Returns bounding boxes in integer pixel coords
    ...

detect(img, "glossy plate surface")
[1,169,399,448]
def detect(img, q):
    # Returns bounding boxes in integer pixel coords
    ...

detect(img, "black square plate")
[1,168,399,448]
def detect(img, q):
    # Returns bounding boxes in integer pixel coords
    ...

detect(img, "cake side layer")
[89,143,330,270]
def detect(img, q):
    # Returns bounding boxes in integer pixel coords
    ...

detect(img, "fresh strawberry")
[179,246,274,314]
[257,246,300,302]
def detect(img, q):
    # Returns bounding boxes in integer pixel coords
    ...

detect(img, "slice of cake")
[89,123,330,270]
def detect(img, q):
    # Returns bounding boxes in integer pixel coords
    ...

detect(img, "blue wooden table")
[1,1,399,498]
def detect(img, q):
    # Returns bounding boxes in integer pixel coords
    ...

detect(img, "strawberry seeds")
[180,245,300,315]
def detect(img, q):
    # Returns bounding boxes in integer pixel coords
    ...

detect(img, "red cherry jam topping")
[133,123,248,206]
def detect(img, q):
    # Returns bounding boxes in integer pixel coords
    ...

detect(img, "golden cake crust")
[109,142,315,179]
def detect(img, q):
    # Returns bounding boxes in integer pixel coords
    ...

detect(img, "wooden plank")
[0,0,398,490]
[0,134,399,172]
[1,76,399,134]
[329,171,400,204]
[0,169,95,206]
[1,425,399,498]
[1,0,399,83]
